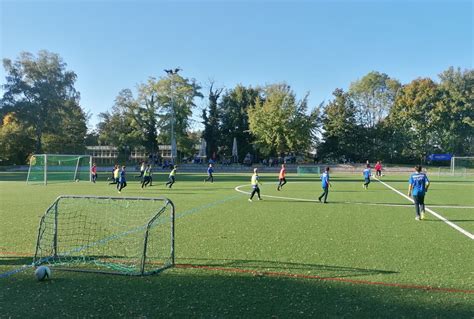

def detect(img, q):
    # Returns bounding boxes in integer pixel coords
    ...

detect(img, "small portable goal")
[34,195,175,276]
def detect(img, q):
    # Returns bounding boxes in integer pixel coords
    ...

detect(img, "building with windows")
[86,144,203,165]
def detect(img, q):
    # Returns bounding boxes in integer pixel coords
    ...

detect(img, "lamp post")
[164,68,181,164]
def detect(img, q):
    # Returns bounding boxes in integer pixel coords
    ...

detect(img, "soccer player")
[117,166,127,193]
[91,163,98,183]
[248,168,262,202]
[375,161,382,177]
[318,167,331,203]
[137,161,146,179]
[165,165,177,188]
[109,164,119,185]
[277,163,287,191]
[141,164,152,188]
[408,165,430,220]
[363,164,371,189]
[204,164,214,183]
[148,165,154,186]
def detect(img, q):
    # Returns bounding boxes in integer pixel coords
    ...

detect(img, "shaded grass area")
[1,266,473,318]
[1,173,473,317]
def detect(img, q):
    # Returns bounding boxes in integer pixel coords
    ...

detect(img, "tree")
[434,67,474,155]
[219,85,261,162]
[41,100,88,153]
[202,83,223,159]
[387,78,440,162]
[349,71,401,128]
[0,113,35,165]
[318,89,359,162]
[155,73,203,158]
[133,78,161,154]
[248,83,319,157]
[349,72,401,160]
[97,89,144,161]
[1,51,86,153]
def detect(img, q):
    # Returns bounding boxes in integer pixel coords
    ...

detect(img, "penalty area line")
[374,177,474,240]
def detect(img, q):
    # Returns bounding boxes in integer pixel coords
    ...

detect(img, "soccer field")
[1,171,473,318]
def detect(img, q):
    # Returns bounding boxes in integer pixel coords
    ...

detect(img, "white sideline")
[374,177,474,240]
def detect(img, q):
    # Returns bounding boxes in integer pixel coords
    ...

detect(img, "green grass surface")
[1,172,473,318]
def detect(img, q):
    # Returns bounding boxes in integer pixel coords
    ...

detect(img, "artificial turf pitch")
[1,171,473,318]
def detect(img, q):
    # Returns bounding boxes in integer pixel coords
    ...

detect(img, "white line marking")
[234,184,318,202]
[234,184,474,210]
[374,177,474,240]
[234,182,474,209]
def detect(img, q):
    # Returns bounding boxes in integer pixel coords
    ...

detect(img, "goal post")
[34,195,175,276]
[450,156,474,176]
[297,165,321,175]
[27,154,92,185]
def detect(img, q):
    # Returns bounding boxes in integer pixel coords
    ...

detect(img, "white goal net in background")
[34,196,175,276]
[27,154,92,185]
[450,156,474,176]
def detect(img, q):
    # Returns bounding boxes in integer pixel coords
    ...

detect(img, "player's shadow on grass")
[176,257,398,279]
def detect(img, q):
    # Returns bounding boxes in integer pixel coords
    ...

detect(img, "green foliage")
[134,79,161,153]
[201,83,223,159]
[248,84,319,157]
[388,78,440,161]
[1,51,86,154]
[318,89,359,161]
[219,85,261,161]
[154,73,203,157]
[0,113,35,164]
[434,67,474,155]
[350,71,401,128]
[98,89,144,159]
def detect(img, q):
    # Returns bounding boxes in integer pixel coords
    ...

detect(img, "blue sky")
[1,0,472,131]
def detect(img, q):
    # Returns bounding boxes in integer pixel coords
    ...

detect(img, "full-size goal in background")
[297,166,321,175]
[27,154,92,185]
[34,196,175,276]
[450,156,474,176]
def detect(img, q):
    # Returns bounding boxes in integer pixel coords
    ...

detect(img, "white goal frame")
[450,156,474,175]
[26,154,92,185]
[34,195,175,276]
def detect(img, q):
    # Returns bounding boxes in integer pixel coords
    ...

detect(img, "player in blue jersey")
[363,164,371,189]
[318,167,331,203]
[117,166,127,193]
[408,165,430,220]
[204,164,214,183]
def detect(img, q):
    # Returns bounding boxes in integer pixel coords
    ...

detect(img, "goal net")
[450,156,474,176]
[297,165,321,175]
[34,195,175,276]
[27,154,92,185]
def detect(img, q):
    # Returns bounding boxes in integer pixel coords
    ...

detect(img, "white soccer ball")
[35,266,51,281]
[75,179,79,182]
